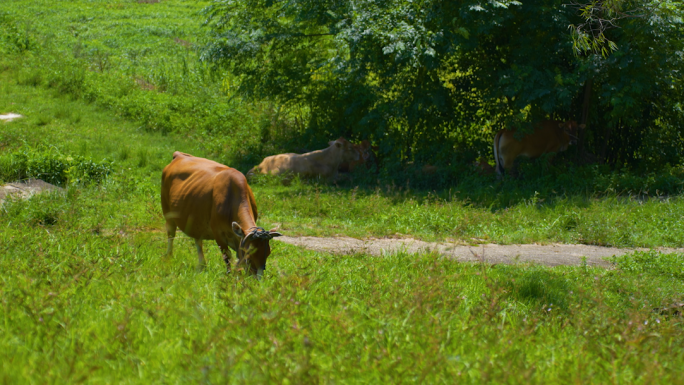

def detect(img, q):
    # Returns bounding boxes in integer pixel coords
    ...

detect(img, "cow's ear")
[268,230,283,238]
[232,222,245,238]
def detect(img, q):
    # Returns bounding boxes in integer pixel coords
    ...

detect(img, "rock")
[0,113,24,122]
[0,179,63,204]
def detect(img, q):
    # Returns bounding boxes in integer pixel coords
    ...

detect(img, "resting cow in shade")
[161,151,281,277]
[249,137,359,181]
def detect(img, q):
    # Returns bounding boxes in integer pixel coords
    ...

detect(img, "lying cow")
[249,137,359,181]
[493,120,583,177]
[339,140,377,173]
[161,151,281,277]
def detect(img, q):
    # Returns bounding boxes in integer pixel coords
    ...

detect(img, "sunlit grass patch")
[1,230,682,383]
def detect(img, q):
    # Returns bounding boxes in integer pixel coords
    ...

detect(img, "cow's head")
[328,137,360,163]
[357,140,373,167]
[559,121,585,145]
[232,222,282,278]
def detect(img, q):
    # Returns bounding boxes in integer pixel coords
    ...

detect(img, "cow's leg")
[502,154,517,178]
[219,244,232,274]
[164,221,176,258]
[195,238,206,268]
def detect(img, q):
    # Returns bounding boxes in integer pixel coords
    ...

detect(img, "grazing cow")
[493,120,583,177]
[473,157,496,176]
[161,152,281,277]
[249,137,359,181]
[339,140,377,173]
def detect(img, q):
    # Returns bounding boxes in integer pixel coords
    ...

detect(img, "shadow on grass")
[503,267,578,312]
[247,157,684,213]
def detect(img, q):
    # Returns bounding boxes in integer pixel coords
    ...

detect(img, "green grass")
[251,178,684,247]
[2,1,684,382]
[2,216,684,383]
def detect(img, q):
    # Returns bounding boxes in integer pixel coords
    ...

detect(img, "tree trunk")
[601,123,612,164]
[577,78,593,163]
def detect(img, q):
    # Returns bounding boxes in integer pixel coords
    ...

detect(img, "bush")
[0,148,113,186]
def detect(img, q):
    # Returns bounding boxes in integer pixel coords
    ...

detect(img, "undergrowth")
[0,147,113,186]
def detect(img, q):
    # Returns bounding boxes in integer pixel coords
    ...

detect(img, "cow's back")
[498,122,567,156]
[256,153,301,175]
[162,153,251,241]
[519,121,568,155]
[494,120,571,174]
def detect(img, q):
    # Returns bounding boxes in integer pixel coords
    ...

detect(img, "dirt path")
[275,236,684,268]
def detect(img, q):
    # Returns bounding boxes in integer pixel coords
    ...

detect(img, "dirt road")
[275,236,684,268]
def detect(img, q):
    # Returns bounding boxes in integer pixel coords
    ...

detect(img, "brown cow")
[249,137,359,181]
[493,120,583,177]
[339,140,377,173]
[161,152,281,277]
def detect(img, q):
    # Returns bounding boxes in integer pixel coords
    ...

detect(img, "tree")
[201,0,684,169]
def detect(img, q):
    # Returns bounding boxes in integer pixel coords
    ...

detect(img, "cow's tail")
[493,132,504,177]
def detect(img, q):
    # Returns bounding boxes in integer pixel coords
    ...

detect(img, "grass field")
[2,54,684,385]
[2,0,684,383]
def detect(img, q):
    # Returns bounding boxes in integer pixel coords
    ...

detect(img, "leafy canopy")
[202,0,684,169]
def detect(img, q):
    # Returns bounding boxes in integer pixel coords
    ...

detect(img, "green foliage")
[0,11,32,53]
[202,0,684,169]
[0,148,113,186]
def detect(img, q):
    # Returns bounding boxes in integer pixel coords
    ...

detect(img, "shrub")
[0,148,113,186]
